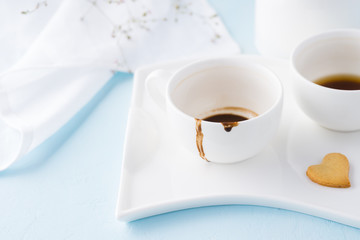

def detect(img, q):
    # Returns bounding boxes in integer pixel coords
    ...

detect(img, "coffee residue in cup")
[204,114,246,132]
[195,107,258,162]
[314,74,360,90]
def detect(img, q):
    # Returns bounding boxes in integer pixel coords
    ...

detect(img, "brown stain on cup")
[195,119,209,162]
[195,107,258,162]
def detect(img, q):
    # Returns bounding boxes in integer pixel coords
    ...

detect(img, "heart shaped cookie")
[306,153,351,188]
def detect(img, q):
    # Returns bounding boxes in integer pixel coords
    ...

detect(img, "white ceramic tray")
[116,55,360,227]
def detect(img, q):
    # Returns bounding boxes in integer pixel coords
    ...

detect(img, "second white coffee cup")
[292,29,360,131]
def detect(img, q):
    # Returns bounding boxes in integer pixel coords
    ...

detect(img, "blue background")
[1,0,360,239]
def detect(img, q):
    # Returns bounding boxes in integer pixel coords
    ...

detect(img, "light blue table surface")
[1,1,360,239]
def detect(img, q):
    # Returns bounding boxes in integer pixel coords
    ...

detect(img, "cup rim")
[166,56,283,126]
[291,28,360,93]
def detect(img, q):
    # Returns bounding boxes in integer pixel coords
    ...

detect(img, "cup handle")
[145,69,173,111]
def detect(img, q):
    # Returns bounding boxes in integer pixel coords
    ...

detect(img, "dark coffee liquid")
[204,114,248,123]
[314,74,360,90]
[204,114,248,132]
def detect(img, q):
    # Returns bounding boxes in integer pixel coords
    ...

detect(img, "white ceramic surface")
[145,57,283,163]
[292,29,360,131]
[116,55,360,228]
[255,0,360,58]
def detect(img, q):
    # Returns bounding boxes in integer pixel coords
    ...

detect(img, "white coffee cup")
[146,57,283,163]
[292,29,360,131]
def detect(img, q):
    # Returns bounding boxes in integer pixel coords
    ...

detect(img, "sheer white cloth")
[0,0,240,170]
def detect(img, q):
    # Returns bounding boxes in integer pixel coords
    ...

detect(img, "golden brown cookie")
[306,153,351,188]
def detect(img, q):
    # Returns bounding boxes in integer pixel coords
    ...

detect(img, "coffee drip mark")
[195,119,209,162]
[221,122,239,132]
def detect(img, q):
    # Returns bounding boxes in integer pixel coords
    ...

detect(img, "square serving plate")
[116,55,360,227]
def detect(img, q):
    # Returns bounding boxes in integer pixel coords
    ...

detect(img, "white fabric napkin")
[0,0,240,170]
